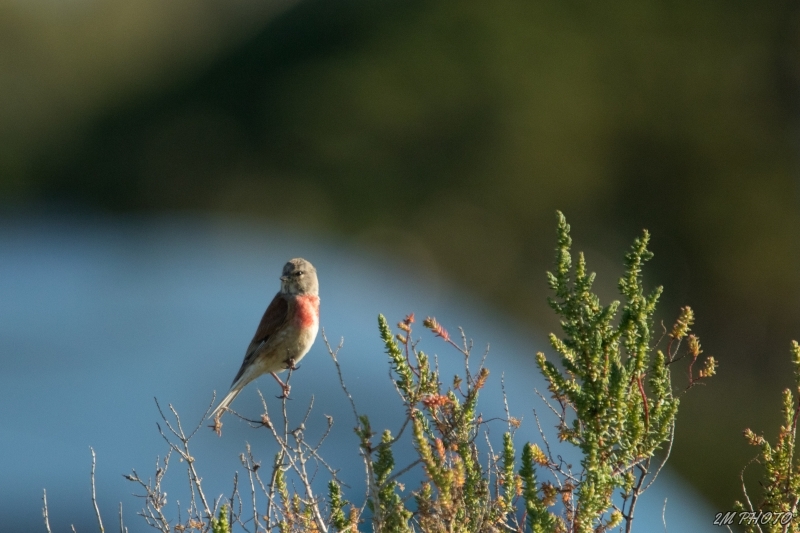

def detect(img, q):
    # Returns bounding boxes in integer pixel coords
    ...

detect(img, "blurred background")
[1,0,799,528]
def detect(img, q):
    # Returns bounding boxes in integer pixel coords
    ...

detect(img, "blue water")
[0,213,717,532]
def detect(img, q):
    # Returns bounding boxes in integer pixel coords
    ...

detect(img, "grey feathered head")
[280,258,318,296]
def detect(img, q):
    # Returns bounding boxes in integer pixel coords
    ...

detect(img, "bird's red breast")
[294,294,320,329]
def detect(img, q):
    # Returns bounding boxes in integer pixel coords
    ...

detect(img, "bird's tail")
[209,387,242,420]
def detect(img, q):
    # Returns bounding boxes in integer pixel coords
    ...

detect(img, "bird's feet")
[271,371,291,399]
[209,412,223,436]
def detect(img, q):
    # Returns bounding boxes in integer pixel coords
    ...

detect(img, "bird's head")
[280,258,318,296]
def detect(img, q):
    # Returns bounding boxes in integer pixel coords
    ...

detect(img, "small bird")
[210,258,320,420]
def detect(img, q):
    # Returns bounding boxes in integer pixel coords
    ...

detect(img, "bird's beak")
[280,275,289,282]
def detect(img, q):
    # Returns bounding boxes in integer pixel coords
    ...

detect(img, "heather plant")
[531,212,716,531]
[731,342,800,533]
[43,212,723,532]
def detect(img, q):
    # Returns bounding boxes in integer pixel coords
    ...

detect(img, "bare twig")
[242,446,262,533]
[479,343,491,371]
[90,447,105,533]
[384,459,423,487]
[123,453,171,533]
[739,465,766,533]
[257,383,330,533]
[623,461,649,533]
[266,449,285,528]
[643,422,676,491]
[153,397,213,522]
[323,331,359,424]
[42,489,53,533]
[118,502,126,533]
[500,374,521,435]
[532,409,553,466]
[739,453,761,529]
[534,388,562,420]
[228,472,240,532]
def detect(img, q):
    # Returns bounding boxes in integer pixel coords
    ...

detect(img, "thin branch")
[739,453,761,519]
[534,388,562,420]
[229,472,241,533]
[479,343,491,371]
[313,415,335,453]
[623,462,649,533]
[500,374,521,435]
[242,446,262,533]
[42,490,53,533]
[383,459,423,487]
[90,447,105,533]
[643,422,676,492]
[301,395,316,428]
[323,330,359,424]
[123,453,171,533]
[266,450,285,528]
[532,409,554,465]
[153,398,213,521]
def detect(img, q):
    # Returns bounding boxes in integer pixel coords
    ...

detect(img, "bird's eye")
[295,271,304,277]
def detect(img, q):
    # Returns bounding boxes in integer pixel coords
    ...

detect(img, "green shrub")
[50,211,771,533]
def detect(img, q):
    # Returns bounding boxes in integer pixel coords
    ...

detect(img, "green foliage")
[274,457,291,533]
[367,214,708,532]
[210,505,231,533]
[534,211,711,532]
[379,314,416,400]
[374,430,413,532]
[327,480,349,532]
[365,312,522,531]
[519,443,560,533]
[84,212,717,533]
[734,341,800,533]
[500,433,516,511]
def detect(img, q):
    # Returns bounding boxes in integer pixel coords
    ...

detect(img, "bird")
[210,258,319,420]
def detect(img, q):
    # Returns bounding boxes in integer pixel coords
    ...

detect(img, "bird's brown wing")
[230,292,289,386]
